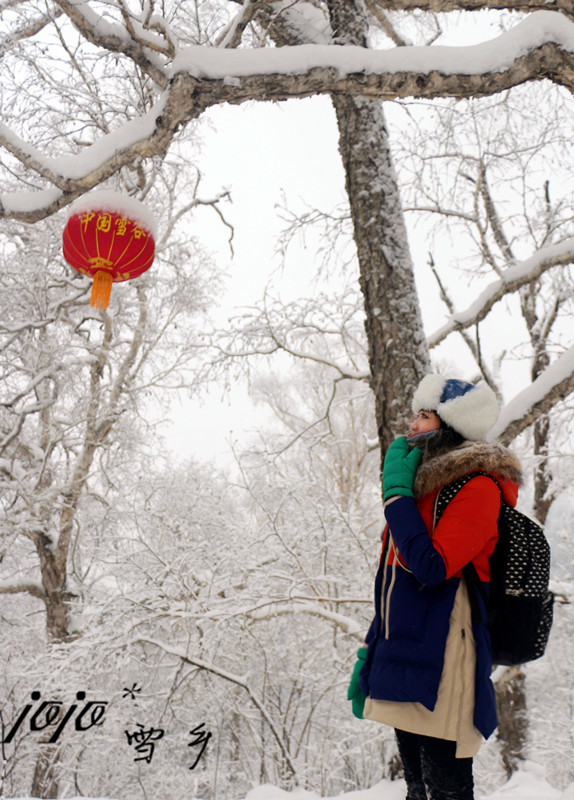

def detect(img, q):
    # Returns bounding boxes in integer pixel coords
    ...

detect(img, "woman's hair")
[416,418,465,461]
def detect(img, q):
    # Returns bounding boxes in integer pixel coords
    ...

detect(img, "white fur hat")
[411,374,499,441]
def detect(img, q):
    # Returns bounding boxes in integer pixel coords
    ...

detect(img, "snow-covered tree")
[3,0,574,454]
[0,166,225,793]
[3,0,574,795]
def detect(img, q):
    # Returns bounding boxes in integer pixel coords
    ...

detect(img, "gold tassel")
[90,270,113,309]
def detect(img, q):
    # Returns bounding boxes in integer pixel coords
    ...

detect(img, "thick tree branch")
[4,13,574,222]
[0,580,46,600]
[489,345,574,443]
[371,0,574,13]
[172,32,574,106]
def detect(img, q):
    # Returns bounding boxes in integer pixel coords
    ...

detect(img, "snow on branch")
[489,343,574,444]
[0,7,64,54]
[172,11,574,81]
[372,0,573,10]
[54,0,170,85]
[0,367,58,409]
[428,237,574,349]
[245,598,366,640]
[4,11,574,221]
[0,95,169,220]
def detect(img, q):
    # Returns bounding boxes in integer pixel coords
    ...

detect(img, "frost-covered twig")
[133,636,299,781]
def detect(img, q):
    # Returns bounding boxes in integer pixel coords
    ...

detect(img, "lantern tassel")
[91,270,113,309]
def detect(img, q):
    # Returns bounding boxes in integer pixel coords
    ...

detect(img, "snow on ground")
[6,762,574,800]
[241,766,569,800]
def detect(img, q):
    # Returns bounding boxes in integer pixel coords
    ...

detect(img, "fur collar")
[413,441,522,500]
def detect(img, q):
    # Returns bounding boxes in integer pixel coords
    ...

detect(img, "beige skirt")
[363,580,483,758]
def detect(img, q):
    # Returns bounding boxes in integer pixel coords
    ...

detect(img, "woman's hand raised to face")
[382,437,422,501]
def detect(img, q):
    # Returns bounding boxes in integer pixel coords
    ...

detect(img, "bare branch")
[478,161,515,265]
[244,597,367,639]
[427,253,503,400]
[365,0,410,46]
[216,0,260,48]
[0,580,46,600]
[0,8,64,56]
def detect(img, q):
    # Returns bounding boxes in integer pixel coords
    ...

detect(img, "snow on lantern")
[62,191,156,309]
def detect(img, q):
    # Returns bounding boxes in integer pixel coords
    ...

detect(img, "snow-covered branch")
[53,0,171,85]
[428,237,574,348]
[0,96,172,220]
[372,0,574,11]
[489,344,574,444]
[4,11,574,222]
[244,597,367,639]
[171,12,574,84]
[0,7,64,54]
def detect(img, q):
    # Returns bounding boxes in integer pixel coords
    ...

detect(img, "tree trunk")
[30,744,59,799]
[324,0,429,460]
[36,535,72,643]
[331,94,430,456]
[495,667,528,778]
[533,414,553,523]
[519,284,556,523]
[266,0,430,458]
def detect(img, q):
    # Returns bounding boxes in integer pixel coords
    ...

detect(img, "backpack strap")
[433,471,502,522]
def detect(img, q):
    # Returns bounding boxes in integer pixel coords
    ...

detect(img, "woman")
[348,374,522,800]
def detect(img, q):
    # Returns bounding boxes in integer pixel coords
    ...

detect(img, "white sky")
[162,96,349,464]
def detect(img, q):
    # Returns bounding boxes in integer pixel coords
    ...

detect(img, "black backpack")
[435,472,554,666]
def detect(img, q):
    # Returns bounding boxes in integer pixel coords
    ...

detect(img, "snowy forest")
[1,0,574,798]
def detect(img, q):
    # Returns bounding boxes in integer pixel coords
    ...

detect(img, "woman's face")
[410,409,441,436]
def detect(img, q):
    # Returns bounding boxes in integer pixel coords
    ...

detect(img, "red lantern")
[62,192,156,309]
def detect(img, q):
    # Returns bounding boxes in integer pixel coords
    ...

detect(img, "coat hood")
[413,440,522,502]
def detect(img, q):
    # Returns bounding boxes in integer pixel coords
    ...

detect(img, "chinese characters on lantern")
[2,685,210,770]
[80,211,146,240]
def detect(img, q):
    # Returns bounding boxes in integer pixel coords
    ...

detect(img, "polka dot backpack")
[435,472,554,666]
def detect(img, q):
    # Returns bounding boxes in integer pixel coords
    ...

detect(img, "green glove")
[347,647,368,719]
[382,437,422,500]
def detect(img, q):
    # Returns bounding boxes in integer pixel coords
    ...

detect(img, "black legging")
[395,729,474,800]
